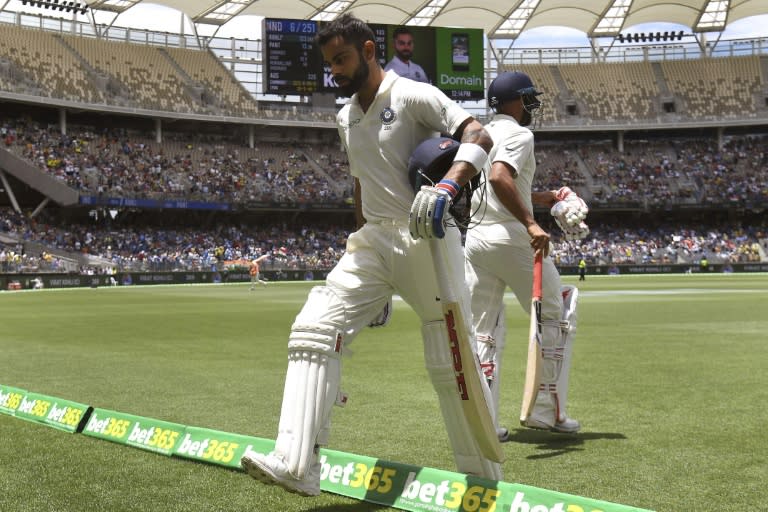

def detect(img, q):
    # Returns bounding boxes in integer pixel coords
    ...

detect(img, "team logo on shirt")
[380,107,397,125]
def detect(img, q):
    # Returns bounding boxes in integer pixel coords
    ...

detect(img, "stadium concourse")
[0,1,767,282]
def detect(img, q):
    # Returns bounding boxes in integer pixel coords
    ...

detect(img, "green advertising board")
[434,27,485,100]
[82,408,186,455]
[1,384,654,511]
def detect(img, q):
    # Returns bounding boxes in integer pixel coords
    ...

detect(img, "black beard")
[334,55,370,97]
[520,110,532,127]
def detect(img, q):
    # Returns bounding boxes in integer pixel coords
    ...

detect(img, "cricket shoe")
[497,427,511,442]
[240,450,321,497]
[523,414,581,434]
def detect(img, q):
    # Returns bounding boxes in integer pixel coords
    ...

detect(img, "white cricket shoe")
[497,427,510,442]
[240,450,321,497]
[523,414,581,434]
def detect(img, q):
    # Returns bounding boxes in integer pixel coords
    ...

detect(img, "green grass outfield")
[1,273,766,512]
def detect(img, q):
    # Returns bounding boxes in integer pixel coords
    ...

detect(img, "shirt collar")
[493,113,521,126]
[351,70,399,109]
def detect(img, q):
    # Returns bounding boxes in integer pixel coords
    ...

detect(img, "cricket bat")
[520,251,544,425]
[430,238,505,463]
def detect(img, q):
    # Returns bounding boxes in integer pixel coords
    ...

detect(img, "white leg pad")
[533,285,579,424]
[274,287,345,479]
[422,322,503,480]
[476,311,506,427]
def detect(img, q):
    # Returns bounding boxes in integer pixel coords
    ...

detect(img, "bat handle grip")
[532,251,543,300]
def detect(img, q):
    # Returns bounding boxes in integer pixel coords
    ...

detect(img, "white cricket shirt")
[470,114,536,239]
[337,71,471,223]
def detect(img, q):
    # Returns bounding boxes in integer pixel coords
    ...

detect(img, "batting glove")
[551,187,590,240]
[409,179,458,239]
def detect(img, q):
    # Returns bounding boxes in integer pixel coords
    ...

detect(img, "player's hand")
[527,223,551,257]
[409,180,458,239]
[368,296,393,328]
[551,187,590,241]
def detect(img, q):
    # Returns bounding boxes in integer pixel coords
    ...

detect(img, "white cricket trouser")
[464,225,563,333]
[325,220,470,335]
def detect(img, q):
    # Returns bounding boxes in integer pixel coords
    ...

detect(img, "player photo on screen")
[384,26,436,84]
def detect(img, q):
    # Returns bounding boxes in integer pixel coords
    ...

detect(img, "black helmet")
[407,136,479,229]
[487,71,542,112]
[407,136,460,192]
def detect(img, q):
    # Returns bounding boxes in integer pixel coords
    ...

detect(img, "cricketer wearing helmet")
[464,71,589,438]
[240,13,501,497]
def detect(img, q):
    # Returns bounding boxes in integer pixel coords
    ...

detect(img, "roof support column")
[155,118,162,144]
[0,170,21,214]
[59,108,67,136]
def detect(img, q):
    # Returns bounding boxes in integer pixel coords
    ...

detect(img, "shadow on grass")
[504,428,627,460]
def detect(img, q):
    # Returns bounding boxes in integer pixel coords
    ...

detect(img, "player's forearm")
[532,190,558,208]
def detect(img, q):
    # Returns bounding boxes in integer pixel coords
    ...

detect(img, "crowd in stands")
[1,207,764,275]
[3,116,766,208]
[552,218,766,266]
[583,137,768,205]
[1,118,351,205]
[1,208,348,273]
[2,115,767,275]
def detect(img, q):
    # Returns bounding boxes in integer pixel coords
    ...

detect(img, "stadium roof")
[82,0,768,38]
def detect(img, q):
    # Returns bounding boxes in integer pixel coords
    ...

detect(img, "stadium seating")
[556,61,659,123]
[660,56,762,120]
[163,46,259,116]
[2,205,764,273]
[1,23,765,126]
[3,110,766,207]
[507,64,564,125]
[61,34,198,112]
[1,24,766,274]
[0,25,103,103]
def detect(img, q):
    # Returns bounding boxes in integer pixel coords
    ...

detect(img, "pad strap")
[289,324,343,356]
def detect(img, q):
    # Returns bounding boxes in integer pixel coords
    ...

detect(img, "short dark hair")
[392,27,413,39]
[316,13,377,58]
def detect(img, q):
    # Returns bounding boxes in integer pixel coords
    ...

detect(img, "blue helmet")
[407,136,479,229]
[487,71,542,114]
[407,136,460,192]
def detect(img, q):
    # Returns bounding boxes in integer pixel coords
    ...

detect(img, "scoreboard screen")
[263,18,484,100]
[264,19,321,95]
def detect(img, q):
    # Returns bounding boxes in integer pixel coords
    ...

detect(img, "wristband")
[453,143,488,176]
[436,179,460,199]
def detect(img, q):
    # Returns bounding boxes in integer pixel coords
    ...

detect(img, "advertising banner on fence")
[0,384,27,416]
[14,392,91,433]
[2,384,654,512]
[82,408,186,455]
[316,447,652,512]
[173,426,273,469]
